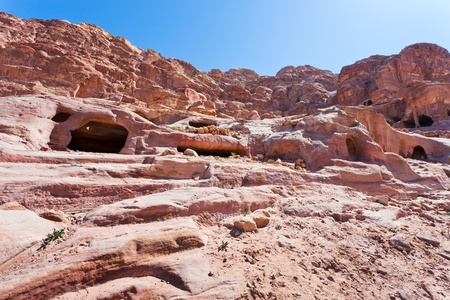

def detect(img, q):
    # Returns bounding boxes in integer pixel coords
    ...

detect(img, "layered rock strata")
[1,12,450,300]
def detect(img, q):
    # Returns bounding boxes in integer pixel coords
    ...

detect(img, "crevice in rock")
[177,145,242,157]
[411,146,427,160]
[68,121,128,153]
[188,119,217,128]
[97,265,190,292]
[51,112,72,123]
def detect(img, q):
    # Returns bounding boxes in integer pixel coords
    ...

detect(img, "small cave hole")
[346,137,359,161]
[68,121,128,153]
[447,110,450,116]
[363,99,373,106]
[411,146,427,160]
[418,115,434,127]
[51,112,72,123]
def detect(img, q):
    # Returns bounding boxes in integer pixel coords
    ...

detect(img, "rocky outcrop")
[2,12,450,300]
[0,13,337,123]
[335,43,450,128]
[209,65,337,118]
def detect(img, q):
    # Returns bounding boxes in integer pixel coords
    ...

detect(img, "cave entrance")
[418,115,434,127]
[346,137,359,161]
[68,121,128,153]
[177,146,244,158]
[411,146,427,160]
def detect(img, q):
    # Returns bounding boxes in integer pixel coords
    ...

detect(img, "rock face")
[0,13,337,123]
[335,43,450,128]
[1,12,450,300]
[209,65,337,118]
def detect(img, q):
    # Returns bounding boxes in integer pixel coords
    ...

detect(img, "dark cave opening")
[346,137,359,161]
[418,115,434,127]
[51,112,72,123]
[411,146,427,160]
[363,99,373,106]
[68,121,128,153]
[177,146,244,158]
[188,120,217,128]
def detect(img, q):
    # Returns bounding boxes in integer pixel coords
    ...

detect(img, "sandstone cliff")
[0,13,337,123]
[1,13,450,300]
[335,43,450,130]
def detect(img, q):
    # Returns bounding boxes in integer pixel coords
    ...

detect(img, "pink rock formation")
[335,43,450,129]
[1,13,450,300]
[0,12,337,122]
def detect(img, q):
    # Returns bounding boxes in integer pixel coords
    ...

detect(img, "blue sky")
[1,0,449,75]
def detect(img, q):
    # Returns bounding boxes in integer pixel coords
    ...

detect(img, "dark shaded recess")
[411,146,427,160]
[68,121,128,153]
[447,110,450,116]
[188,120,217,128]
[442,168,450,178]
[51,112,72,123]
[363,99,373,106]
[346,138,358,161]
[403,118,416,128]
[418,115,434,127]
[392,117,401,123]
[177,145,245,158]
[83,264,190,292]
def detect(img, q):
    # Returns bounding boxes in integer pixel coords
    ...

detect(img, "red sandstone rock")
[0,13,337,122]
[2,12,450,300]
[336,43,450,129]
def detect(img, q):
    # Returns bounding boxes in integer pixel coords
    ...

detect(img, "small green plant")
[269,203,275,209]
[242,209,249,216]
[389,228,398,233]
[169,126,180,131]
[37,228,65,251]
[447,212,450,216]
[218,241,229,252]
[275,225,282,230]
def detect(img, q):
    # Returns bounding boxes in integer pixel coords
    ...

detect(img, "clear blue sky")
[1,0,449,75]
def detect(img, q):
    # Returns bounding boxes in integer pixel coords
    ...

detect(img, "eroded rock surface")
[335,43,450,130]
[0,13,337,123]
[1,13,450,300]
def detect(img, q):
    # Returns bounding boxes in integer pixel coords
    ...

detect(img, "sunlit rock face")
[335,43,450,128]
[0,13,338,122]
[1,13,450,300]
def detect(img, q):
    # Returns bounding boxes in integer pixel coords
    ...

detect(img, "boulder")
[234,216,257,232]
[250,209,271,228]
